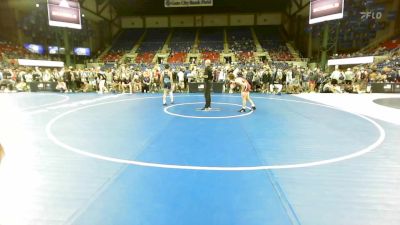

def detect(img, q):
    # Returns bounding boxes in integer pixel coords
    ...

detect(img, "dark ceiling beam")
[80,4,120,28]
[290,0,310,17]
[284,1,292,18]
[292,0,301,9]
[109,3,120,26]
[98,0,110,15]
[78,0,120,28]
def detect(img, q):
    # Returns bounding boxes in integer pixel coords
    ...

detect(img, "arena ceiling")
[110,0,290,16]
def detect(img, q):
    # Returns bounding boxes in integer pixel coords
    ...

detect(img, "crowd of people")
[1,50,399,94]
[1,35,399,94]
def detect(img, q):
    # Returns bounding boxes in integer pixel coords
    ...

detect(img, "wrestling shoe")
[163,103,167,106]
[238,108,246,113]
[251,106,256,111]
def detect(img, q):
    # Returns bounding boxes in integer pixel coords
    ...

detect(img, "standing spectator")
[245,67,254,87]
[32,67,42,82]
[64,67,74,92]
[142,70,151,93]
[177,68,185,92]
[88,69,97,92]
[330,67,341,85]
[252,70,261,92]
[301,68,309,92]
[218,67,226,82]
[359,68,369,92]
[286,68,293,86]
[42,69,52,82]
[315,68,324,92]
[170,69,177,91]
[387,69,397,83]
[0,68,15,91]
[184,67,190,91]
[74,69,81,91]
[308,69,318,92]
[56,68,67,93]
[344,68,354,85]
[105,69,114,91]
[80,69,89,92]
[151,69,160,93]
[132,71,141,92]
[261,68,271,93]
[97,68,107,94]
[270,68,283,94]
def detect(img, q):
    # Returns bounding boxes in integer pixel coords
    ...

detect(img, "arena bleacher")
[168,29,196,63]
[255,26,294,61]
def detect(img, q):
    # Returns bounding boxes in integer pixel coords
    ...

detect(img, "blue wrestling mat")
[0,93,399,225]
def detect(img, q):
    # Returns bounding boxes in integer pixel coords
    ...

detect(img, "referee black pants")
[204,81,211,108]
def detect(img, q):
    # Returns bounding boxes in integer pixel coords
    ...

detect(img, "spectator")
[177,68,185,92]
[344,68,354,85]
[142,70,151,93]
[330,67,342,85]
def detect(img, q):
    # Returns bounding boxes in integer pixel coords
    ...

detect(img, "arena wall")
[145,16,169,28]
[170,15,195,27]
[230,14,254,26]
[121,17,144,28]
[203,14,229,26]
[121,13,284,29]
[256,13,282,25]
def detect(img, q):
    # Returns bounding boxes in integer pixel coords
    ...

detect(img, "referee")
[202,59,212,111]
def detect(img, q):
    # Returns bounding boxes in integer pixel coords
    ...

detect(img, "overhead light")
[36,3,39,8]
